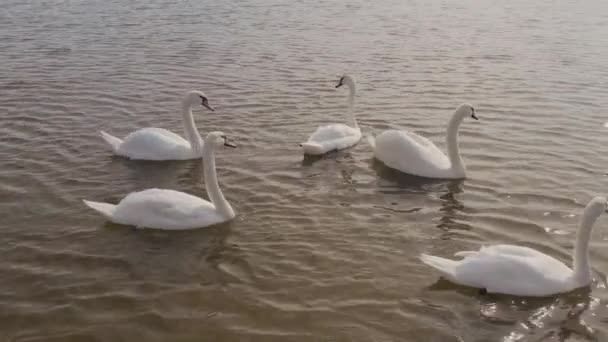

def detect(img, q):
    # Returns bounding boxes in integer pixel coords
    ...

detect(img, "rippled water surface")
[3,0,608,341]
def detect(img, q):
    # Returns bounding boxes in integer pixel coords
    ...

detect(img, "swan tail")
[99,131,122,153]
[300,142,325,155]
[420,254,458,280]
[83,200,116,220]
[366,134,376,150]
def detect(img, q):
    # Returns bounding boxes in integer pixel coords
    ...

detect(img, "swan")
[300,75,362,155]
[83,131,236,229]
[368,104,477,179]
[99,90,215,160]
[420,197,607,297]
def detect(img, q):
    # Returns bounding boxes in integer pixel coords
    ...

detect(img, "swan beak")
[335,83,343,88]
[203,103,215,112]
[224,141,237,148]
[471,108,478,120]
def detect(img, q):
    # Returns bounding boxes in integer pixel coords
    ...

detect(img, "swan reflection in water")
[428,279,601,339]
[372,159,471,229]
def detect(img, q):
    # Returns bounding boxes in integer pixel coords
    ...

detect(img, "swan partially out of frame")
[100,90,214,161]
[420,197,606,297]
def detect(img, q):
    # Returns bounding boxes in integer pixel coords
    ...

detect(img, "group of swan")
[85,90,236,229]
[302,75,477,179]
[83,75,606,298]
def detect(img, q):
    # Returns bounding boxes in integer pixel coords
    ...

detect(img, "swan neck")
[571,212,595,286]
[182,102,203,155]
[346,83,358,128]
[202,143,234,219]
[446,112,464,175]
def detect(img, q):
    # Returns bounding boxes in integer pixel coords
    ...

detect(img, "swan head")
[455,103,477,120]
[583,196,607,221]
[184,90,215,111]
[335,74,356,89]
[206,131,236,148]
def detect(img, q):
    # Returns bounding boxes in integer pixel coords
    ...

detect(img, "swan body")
[420,197,607,296]
[369,104,477,179]
[84,132,236,230]
[101,128,199,161]
[301,124,361,155]
[301,75,362,155]
[100,90,214,161]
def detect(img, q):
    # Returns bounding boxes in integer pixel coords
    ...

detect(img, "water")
[2,0,608,340]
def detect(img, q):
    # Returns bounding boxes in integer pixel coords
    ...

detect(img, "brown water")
[2,0,608,341]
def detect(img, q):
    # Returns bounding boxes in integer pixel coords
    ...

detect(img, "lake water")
[2,0,608,341]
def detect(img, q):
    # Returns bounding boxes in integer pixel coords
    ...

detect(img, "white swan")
[420,197,607,297]
[300,75,362,155]
[83,131,236,230]
[99,90,215,161]
[369,104,477,179]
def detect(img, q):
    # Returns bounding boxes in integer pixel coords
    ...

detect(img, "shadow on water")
[497,289,597,341]
[371,158,464,194]
[428,278,598,340]
[301,148,355,167]
[99,219,242,284]
[371,158,470,227]
[107,156,203,189]
[436,181,471,232]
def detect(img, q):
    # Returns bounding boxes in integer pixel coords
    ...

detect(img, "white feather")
[420,197,607,296]
[84,132,236,230]
[372,104,476,179]
[100,90,210,161]
[302,75,361,155]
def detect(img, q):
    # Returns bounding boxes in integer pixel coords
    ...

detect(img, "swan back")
[374,130,452,178]
[422,244,574,296]
[117,128,194,160]
[111,189,225,229]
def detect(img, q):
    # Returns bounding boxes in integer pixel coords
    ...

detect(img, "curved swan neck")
[446,112,465,175]
[571,212,596,285]
[345,82,358,129]
[182,101,203,155]
[202,143,234,219]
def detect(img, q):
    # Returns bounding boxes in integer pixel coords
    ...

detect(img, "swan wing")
[112,189,223,229]
[303,124,361,155]
[427,245,574,296]
[307,124,359,142]
[479,244,547,257]
[374,130,451,178]
[117,128,196,160]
